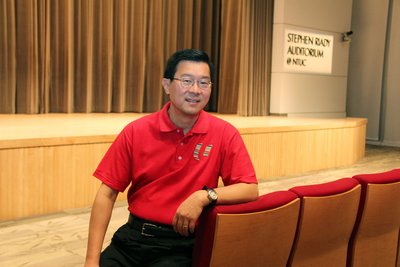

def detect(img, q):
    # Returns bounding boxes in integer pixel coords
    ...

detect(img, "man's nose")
[188,81,201,93]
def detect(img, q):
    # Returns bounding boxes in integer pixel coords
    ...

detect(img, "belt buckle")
[141,223,157,237]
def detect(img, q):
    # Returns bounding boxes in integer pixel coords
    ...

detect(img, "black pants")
[100,220,195,267]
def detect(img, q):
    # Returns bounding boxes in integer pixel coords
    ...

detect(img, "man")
[84,49,258,267]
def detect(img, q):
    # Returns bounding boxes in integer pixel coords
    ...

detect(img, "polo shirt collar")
[159,102,209,134]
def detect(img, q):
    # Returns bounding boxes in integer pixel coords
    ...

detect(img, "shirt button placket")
[176,129,184,161]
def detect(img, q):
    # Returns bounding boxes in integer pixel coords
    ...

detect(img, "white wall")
[347,0,400,146]
[382,0,400,147]
[269,0,400,147]
[270,0,353,117]
[346,0,389,141]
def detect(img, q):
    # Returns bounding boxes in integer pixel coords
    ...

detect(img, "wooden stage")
[0,113,367,221]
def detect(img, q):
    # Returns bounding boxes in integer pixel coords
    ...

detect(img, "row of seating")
[192,168,400,267]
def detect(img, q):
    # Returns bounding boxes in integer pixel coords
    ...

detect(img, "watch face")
[208,189,218,201]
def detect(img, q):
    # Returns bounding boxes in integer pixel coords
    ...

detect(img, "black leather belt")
[128,214,183,238]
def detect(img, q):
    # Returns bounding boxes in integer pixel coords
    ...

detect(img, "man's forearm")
[214,183,259,205]
[85,183,118,265]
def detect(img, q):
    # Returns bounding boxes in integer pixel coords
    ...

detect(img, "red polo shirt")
[94,102,257,225]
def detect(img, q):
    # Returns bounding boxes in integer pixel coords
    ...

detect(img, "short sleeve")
[93,124,133,192]
[220,126,257,185]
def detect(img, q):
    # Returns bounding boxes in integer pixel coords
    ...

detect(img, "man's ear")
[162,78,170,95]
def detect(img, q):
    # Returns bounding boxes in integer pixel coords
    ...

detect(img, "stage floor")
[0,112,366,148]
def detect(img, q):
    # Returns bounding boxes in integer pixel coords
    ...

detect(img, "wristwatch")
[203,186,218,206]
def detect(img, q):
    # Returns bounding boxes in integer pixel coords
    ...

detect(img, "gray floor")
[1,145,399,267]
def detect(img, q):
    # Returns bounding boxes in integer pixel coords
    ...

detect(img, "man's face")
[162,60,211,117]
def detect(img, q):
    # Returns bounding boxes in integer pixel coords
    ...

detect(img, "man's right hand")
[83,259,99,267]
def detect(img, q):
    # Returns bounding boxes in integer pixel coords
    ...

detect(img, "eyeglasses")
[172,77,212,90]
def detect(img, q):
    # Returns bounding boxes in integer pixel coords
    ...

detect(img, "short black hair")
[163,49,214,82]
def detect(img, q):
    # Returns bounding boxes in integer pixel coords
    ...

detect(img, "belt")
[128,214,184,238]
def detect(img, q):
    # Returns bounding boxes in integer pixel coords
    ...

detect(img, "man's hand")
[172,183,258,236]
[172,190,209,236]
[83,259,99,267]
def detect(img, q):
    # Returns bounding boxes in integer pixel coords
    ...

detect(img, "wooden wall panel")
[0,143,126,221]
[241,124,366,179]
[0,114,366,221]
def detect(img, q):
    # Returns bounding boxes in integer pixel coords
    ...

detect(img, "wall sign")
[284,29,334,74]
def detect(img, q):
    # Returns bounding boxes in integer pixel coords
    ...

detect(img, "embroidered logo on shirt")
[203,145,213,157]
[193,143,213,160]
[193,143,202,161]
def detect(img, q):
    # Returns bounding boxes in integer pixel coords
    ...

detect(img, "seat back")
[397,230,400,267]
[192,191,300,267]
[288,178,361,267]
[348,169,400,267]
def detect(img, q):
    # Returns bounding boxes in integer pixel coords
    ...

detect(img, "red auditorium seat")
[348,168,400,267]
[192,191,300,267]
[288,178,361,267]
